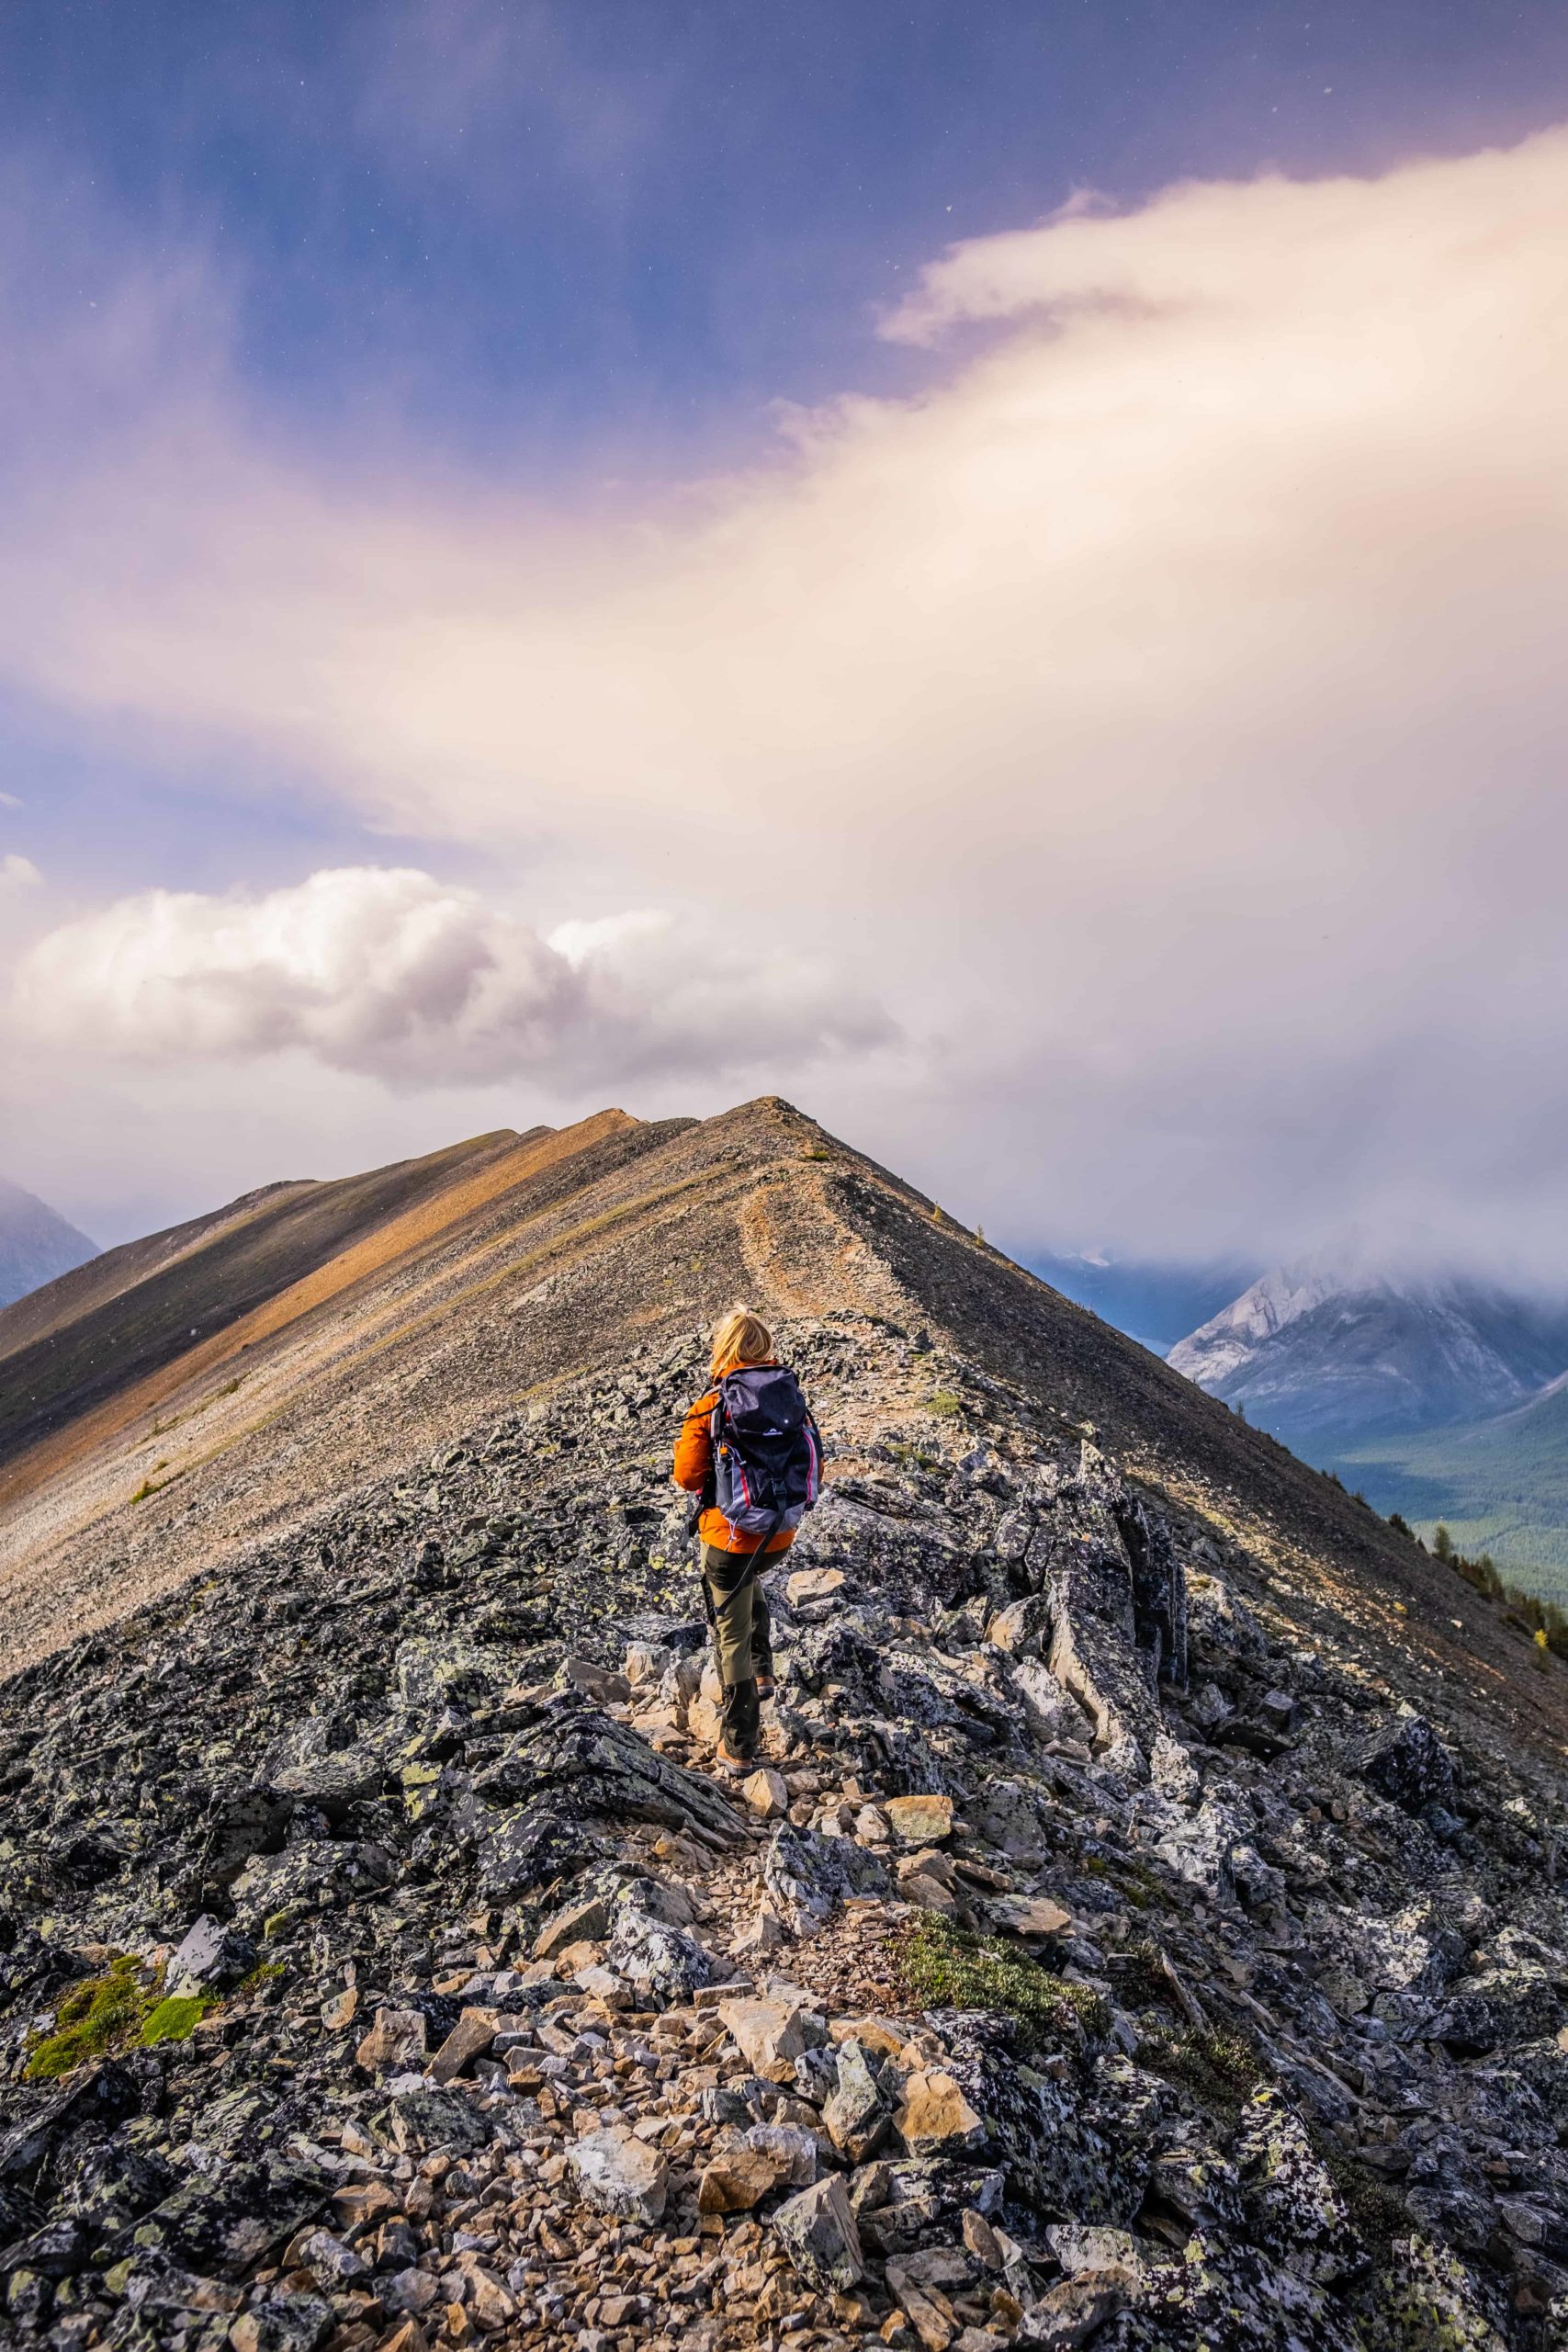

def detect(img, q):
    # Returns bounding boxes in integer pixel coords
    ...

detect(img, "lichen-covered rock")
[822,2038,890,2162]
[127,2161,326,2280]
[761,1822,890,1928]
[1011,1657,1086,1743]
[1029,1443,1167,1780]
[228,1838,397,1932]
[773,2174,864,2291]
[886,1793,955,1847]
[382,2087,491,2155]
[391,1634,500,1715]
[0,1302,1564,2352]
[606,1892,716,2002]
[928,2014,1122,2222]
[1140,1791,1241,1904]
[1235,2089,1365,2284]
[1359,2235,1510,2351]
[1430,1960,1565,2053]
[1348,1710,1457,1816]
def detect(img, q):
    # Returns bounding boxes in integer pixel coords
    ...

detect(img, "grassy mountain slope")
[4,1097,1565,1769]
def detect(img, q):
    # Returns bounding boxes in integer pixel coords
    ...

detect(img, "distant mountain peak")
[1168,1258,1568,1451]
[0,1176,98,1311]
[1168,1262,1343,1385]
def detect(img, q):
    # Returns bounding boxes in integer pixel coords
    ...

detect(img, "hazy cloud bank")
[3,130,1568,1267]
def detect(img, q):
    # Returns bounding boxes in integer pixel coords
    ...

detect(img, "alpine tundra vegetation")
[1,1101,1566,2352]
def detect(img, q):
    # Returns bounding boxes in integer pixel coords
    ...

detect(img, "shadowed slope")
[0,1183,306,1364]
[0,1131,535,1470]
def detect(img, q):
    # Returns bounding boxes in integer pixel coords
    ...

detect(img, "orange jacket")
[673,1367,801,1556]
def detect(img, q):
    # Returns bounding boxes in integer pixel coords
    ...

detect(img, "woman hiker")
[672,1307,822,1774]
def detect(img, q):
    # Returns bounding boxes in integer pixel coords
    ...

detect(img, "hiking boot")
[721,1674,761,1764]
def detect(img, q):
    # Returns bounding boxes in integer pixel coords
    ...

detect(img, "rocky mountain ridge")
[3,1102,1568,2352]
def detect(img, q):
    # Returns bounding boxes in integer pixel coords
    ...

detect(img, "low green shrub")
[895,1917,1108,2046]
[1140,2020,1266,2118]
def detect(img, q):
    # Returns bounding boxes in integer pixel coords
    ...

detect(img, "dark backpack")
[705,1364,822,1545]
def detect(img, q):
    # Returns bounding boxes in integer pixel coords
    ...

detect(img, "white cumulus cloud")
[10,866,891,1088]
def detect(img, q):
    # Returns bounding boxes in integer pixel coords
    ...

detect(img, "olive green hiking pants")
[701,1542,775,1690]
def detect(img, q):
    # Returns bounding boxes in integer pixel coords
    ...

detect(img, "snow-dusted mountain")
[0,1176,98,1309]
[1168,1261,1568,1449]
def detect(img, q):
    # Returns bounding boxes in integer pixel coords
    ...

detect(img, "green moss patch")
[894,1917,1108,2048]
[235,1961,288,1997]
[25,1956,161,2080]
[140,1993,216,2046]
[925,1392,964,1419]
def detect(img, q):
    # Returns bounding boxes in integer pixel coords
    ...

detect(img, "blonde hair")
[710,1306,774,1376]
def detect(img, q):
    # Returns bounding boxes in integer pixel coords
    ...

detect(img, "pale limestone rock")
[989,1894,1070,1939]
[457,2257,516,2330]
[574,1962,631,2006]
[742,1766,790,1820]
[901,1870,959,1916]
[886,2256,960,2350]
[718,1993,808,2072]
[697,2147,792,2212]
[986,1597,1049,1655]
[568,2125,670,2222]
[533,1894,609,1960]
[731,1904,787,1959]
[886,1793,955,1847]
[963,2208,1003,2267]
[428,2007,498,2084]
[553,1938,606,1976]
[895,2069,987,2154]
[354,2007,427,2075]
[558,1653,632,1703]
[829,2014,906,2060]
[897,1847,958,1888]
[786,1565,847,1605]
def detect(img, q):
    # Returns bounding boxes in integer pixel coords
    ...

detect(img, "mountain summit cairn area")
[2,1099,1567,2351]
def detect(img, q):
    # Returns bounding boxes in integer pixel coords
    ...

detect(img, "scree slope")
[1,1097,1566,2352]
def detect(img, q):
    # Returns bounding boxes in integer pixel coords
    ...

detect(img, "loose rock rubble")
[3,1315,1568,2351]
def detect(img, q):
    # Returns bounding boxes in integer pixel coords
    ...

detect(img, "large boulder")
[1348,1712,1456,1816]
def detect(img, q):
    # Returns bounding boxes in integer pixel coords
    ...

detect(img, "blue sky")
[4,3,1568,1264]
[9,1,1566,472]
